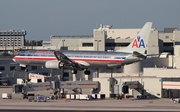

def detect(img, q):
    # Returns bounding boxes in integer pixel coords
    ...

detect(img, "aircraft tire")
[25,68,28,72]
[84,70,90,75]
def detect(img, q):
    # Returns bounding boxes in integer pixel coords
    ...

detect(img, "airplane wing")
[54,50,88,69]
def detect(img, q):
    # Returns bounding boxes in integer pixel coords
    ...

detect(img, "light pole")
[5,38,7,53]
[12,32,15,56]
[11,67,16,84]
[62,40,65,50]
[111,68,113,77]
[95,40,101,51]
[61,39,65,97]
[94,40,101,78]
[171,39,175,68]
[31,40,33,49]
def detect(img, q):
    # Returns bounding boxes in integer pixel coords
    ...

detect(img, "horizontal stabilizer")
[146,54,160,58]
[133,51,146,59]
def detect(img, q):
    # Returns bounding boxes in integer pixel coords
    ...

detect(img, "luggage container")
[75,94,80,100]
[70,94,76,100]
[173,99,180,103]
[66,94,71,99]
[28,95,47,102]
[35,95,47,102]
[91,94,97,99]
[79,94,91,100]
[97,94,105,99]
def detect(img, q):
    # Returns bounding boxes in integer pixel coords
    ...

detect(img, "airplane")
[12,22,152,75]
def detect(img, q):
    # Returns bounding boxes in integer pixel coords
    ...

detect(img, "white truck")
[17,78,25,84]
[2,93,12,99]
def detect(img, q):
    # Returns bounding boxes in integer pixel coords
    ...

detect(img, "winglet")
[116,22,152,54]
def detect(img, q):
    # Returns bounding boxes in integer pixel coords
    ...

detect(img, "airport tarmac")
[0,87,180,112]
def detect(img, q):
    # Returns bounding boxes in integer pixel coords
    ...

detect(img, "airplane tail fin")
[116,22,152,54]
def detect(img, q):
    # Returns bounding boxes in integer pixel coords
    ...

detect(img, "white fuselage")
[13,50,140,69]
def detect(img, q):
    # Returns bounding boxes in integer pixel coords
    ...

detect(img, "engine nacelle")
[45,61,61,69]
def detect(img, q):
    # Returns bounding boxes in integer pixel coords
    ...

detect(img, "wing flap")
[74,60,90,67]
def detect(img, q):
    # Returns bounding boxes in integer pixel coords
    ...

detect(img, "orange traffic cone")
[149,99,153,103]
[65,99,70,102]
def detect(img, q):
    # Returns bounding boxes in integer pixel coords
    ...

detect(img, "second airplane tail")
[116,22,152,54]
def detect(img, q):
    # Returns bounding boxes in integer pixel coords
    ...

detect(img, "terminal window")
[163,42,173,47]
[0,66,5,71]
[31,66,37,70]
[82,43,93,47]
[20,67,26,71]
[10,66,16,71]
[42,72,48,76]
[63,72,69,77]
[105,43,129,47]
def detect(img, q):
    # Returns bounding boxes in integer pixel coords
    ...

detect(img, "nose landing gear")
[71,69,77,74]
[70,69,91,75]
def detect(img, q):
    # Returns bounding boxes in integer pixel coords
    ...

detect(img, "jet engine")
[45,61,62,69]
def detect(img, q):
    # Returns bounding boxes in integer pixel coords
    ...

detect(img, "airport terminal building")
[40,25,180,74]
[1,24,180,98]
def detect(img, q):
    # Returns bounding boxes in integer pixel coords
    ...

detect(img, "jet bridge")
[60,81,99,89]
[162,81,180,98]
[12,82,56,94]
[114,81,140,93]
[13,81,99,93]
[13,81,59,99]
[12,81,99,98]
[113,81,141,99]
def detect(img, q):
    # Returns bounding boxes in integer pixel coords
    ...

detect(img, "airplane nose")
[12,57,16,62]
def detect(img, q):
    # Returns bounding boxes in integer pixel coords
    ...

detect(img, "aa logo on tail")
[132,36,145,48]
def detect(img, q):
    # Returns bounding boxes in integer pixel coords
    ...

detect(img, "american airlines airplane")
[13,22,152,75]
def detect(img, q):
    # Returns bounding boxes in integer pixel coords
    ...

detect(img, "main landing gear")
[25,68,28,72]
[23,66,28,72]
[71,69,91,75]
[84,69,90,75]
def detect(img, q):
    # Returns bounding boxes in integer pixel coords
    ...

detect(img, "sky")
[0,0,180,40]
